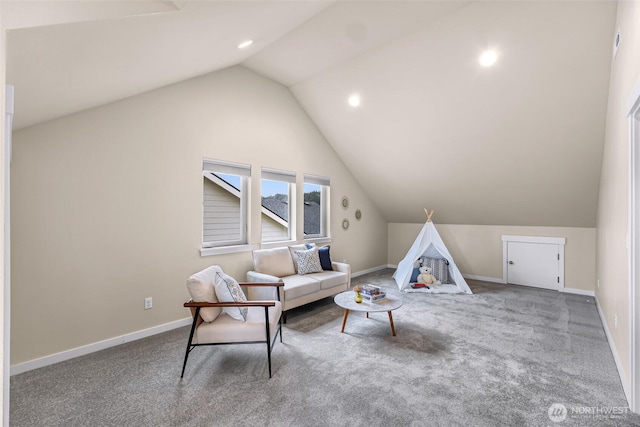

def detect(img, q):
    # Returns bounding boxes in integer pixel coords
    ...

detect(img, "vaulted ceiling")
[4,0,617,226]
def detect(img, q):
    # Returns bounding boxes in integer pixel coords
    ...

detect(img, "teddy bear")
[417,266,440,285]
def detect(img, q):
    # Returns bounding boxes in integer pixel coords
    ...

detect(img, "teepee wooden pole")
[424,208,435,223]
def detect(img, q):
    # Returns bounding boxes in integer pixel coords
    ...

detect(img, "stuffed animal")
[417,266,440,285]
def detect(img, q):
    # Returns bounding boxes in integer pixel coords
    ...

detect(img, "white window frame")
[261,168,296,245]
[303,174,330,244]
[201,158,252,256]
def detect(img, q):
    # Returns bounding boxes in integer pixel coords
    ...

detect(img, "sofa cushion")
[282,275,321,300]
[253,247,296,277]
[186,265,223,322]
[195,302,282,344]
[307,270,348,290]
[318,246,334,271]
[294,247,323,275]
[214,272,248,321]
[288,243,313,273]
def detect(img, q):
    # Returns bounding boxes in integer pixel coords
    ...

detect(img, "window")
[202,159,250,249]
[261,168,296,243]
[303,174,330,239]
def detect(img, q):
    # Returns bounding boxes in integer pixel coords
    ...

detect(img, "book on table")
[361,284,382,296]
[360,284,386,302]
[362,292,386,302]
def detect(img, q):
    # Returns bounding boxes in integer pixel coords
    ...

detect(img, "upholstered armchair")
[181,266,284,378]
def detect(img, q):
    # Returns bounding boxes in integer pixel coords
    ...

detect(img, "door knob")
[508,261,514,265]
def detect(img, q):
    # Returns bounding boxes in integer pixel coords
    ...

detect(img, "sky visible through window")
[217,174,318,200]
[263,180,287,197]
[217,173,240,189]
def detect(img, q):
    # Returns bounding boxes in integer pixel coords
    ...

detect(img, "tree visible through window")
[303,174,330,239]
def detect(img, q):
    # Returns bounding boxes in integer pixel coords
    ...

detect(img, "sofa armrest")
[184,298,277,322]
[239,281,284,288]
[246,272,283,301]
[331,261,351,275]
[184,299,276,308]
[247,271,281,282]
[332,261,351,288]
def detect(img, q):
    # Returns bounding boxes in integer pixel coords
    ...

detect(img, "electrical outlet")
[144,297,152,310]
[614,314,618,328]
[597,279,600,289]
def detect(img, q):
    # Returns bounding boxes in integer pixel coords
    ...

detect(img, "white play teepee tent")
[393,209,472,294]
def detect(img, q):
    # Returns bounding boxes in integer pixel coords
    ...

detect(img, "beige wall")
[597,0,640,394]
[389,223,596,292]
[10,66,388,365]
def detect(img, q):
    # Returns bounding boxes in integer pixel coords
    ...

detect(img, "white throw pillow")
[289,243,315,273]
[214,272,248,321]
[186,266,223,322]
[294,247,323,275]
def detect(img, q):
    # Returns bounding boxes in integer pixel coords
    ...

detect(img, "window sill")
[200,244,254,257]
[304,237,332,245]
[260,240,297,250]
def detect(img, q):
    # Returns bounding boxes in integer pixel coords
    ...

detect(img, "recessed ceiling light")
[238,40,253,49]
[348,94,361,107]
[479,49,498,67]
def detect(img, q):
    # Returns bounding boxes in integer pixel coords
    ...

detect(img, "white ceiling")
[5,0,618,226]
[5,0,334,129]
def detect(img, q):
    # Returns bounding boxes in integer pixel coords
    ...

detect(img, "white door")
[506,241,560,290]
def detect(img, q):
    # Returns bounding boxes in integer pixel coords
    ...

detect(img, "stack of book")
[360,284,386,302]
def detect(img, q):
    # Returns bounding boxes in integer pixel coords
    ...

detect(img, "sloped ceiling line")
[5,0,618,226]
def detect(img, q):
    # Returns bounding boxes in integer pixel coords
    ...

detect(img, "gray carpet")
[10,269,640,426]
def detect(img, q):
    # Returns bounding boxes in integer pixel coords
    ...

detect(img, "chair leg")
[265,306,272,378]
[279,313,283,343]
[181,346,193,379]
[181,308,200,378]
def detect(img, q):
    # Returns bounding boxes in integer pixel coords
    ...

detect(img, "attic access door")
[502,236,566,291]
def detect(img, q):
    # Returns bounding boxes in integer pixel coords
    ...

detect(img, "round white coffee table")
[334,290,403,336]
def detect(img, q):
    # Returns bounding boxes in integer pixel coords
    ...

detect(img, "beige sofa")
[246,244,351,314]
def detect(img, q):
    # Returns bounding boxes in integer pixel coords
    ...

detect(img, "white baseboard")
[352,265,391,278]
[460,274,596,297]
[11,264,392,375]
[11,317,192,376]
[561,287,595,297]
[9,264,390,375]
[462,274,505,284]
[11,266,594,376]
[595,296,631,403]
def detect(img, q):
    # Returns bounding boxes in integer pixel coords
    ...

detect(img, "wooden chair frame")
[181,282,284,379]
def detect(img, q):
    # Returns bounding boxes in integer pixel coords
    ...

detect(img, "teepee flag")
[393,210,472,294]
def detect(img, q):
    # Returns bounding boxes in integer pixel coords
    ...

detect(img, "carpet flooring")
[10,269,640,426]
